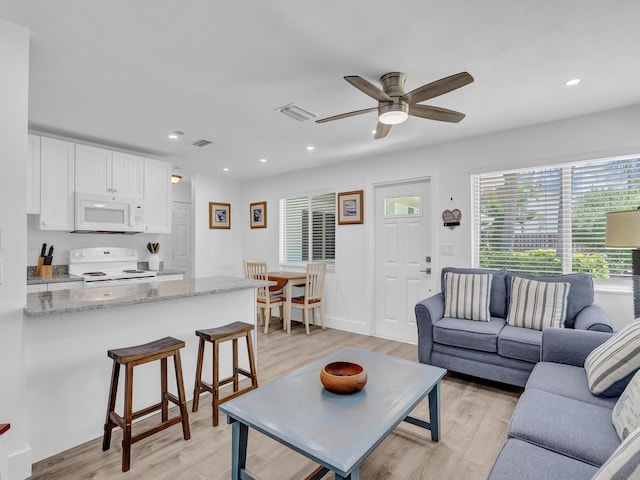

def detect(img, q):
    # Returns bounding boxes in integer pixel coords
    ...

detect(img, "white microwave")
[74,193,144,234]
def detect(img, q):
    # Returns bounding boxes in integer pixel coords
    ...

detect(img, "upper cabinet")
[39,137,75,231]
[143,158,172,234]
[75,145,143,198]
[27,134,41,214]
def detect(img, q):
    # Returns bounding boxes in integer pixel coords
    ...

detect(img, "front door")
[374,179,433,343]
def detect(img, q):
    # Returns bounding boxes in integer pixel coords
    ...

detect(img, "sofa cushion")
[592,426,640,480]
[443,272,492,321]
[526,362,617,409]
[506,272,593,328]
[506,276,570,330]
[584,321,640,397]
[497,325,542,363]
[509,389,620,466]
[433,316,505,353]
[488,439,599,480]
[612,369,640,441]
[441,267,508,318]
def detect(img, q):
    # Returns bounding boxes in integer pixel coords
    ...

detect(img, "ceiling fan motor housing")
[380,72,407,97]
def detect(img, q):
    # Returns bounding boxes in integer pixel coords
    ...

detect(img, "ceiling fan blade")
[402,72,474,105]
[374,122,391,139]
[315,106,379,123]
[345,76,393,102]
[409,104,466,123]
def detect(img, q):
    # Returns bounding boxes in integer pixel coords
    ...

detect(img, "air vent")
[192,139,213,147]
[276,103,318,122]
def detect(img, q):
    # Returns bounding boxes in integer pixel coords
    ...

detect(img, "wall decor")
[442,197,461,229]
[250,201,267,229]
[209,202,231,229]
[338,190,364,225]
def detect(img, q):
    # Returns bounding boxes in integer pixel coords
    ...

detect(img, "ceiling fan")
[316,71,474,139]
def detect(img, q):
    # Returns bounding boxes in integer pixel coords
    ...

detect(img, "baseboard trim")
[323,315,369,336]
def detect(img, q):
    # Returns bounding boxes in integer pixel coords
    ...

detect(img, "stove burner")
[123,269,145,274]
[83,271,107,276]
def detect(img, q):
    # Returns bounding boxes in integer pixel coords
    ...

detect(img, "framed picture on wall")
[209,202,231,229]
[250,201,267,229]
[338,190,364,225]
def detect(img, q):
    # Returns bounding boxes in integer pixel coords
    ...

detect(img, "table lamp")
[605,207,640,319]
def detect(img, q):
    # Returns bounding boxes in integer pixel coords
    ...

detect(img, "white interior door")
[165,202,192,278]
[374,179,433,343]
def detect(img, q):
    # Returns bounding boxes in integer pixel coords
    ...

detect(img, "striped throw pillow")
[585,321,640,397]
[506,276,570,330]
[443,272,493,321]
[612,369,640,441]
[592,425,640,480]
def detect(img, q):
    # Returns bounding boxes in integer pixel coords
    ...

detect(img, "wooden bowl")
[320,361,367,394]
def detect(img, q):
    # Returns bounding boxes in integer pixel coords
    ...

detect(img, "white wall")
[193,174,244,277]
[243,104,640,333]
[0,17,32,479]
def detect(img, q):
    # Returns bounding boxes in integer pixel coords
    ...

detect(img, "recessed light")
[565,78,581,86]
[168,130,184,140]
[223,167,230,172]
[259,158,267,163]
[306,146,315,151]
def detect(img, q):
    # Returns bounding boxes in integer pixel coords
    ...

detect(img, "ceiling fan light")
[379,110,408,125]
[378,101,409,125]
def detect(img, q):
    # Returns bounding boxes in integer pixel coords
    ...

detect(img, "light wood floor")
[29,322,522,479]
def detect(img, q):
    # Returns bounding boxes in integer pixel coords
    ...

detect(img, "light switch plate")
[440,244,455,256]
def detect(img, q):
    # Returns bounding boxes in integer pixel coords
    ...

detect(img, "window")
[473,156,640,279]
[280,193,336,264]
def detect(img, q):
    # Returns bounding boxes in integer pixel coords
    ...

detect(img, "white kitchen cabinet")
[75,144,143,197]
[47,281,83,291]
[143,158,172,234]
[27,281,84,293]
[27,134,41,214]
[27,284,47,293]
[39,137,75,231]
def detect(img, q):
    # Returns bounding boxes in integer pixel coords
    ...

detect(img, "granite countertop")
[26,268,184,285]
[24,276,271,317]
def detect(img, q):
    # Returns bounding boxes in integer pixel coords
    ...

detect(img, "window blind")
[280,193,336,264]
[473,156,640,278]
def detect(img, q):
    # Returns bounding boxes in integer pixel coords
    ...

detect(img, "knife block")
[39,265,53,278]
[36,257,52,277]
[35,256,44,276]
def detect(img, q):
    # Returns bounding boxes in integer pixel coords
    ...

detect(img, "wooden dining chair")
[244,260,284,333]
[290,262,327,335]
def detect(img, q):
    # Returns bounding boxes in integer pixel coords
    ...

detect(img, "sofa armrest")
[541,328,613,366]
[573,304,613,333]
[415,293,445,365]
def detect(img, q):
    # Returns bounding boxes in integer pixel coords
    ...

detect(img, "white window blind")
[280,193,336,264]
[473,156,640,278]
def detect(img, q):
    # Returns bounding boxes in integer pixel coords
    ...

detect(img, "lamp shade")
[171,174,182,184]
[605,209,640,248]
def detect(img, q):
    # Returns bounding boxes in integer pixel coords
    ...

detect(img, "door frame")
[365,173,439,337]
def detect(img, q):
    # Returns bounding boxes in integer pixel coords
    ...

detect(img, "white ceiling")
[2,1,640,181]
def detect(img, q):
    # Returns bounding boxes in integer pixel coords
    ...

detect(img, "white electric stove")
[69,247,157,288]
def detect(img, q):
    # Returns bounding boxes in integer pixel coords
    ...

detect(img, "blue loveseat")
[414,267,613,387]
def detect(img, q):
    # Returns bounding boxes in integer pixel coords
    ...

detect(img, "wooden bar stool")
[102,336,191,472]
[192,321,259,427]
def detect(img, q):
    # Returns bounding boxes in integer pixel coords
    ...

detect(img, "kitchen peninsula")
[23,277,269,464]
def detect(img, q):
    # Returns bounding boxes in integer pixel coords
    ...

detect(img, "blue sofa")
[415,267,613,387]
[488,328,619,479]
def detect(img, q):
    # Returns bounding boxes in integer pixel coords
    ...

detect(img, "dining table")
[267,271,308,333]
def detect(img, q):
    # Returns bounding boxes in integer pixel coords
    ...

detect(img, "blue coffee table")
[219,347,446,479]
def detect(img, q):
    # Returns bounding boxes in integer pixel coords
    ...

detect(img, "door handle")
[419,268,432,274]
